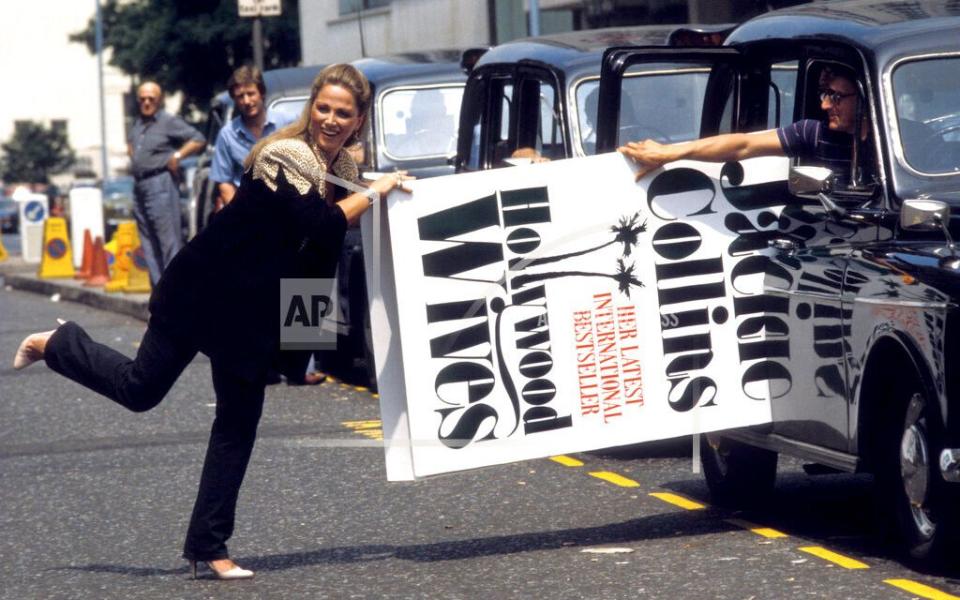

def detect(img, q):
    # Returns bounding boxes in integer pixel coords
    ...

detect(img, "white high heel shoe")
[189,559,254,580]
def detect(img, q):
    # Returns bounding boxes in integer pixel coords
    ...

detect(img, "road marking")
[371,392,379,398]
[588,471,639,487]
[885,579,960,599]
[649,492,706,510]
[550,455,584,467]
[798,546,868,569]
[725,518,788,539]
[354,386,369,392]
[341,420,384,441]
[342,420,382,430]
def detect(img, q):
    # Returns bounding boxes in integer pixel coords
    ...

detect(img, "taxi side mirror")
[901,198,959,268]
[900,198,950,231]
[788,166,834,195]
[789,166,849,219]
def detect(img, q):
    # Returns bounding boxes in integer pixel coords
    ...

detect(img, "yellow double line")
[335,413,960,600]
[548,454,958,600]
[342,419,383,440]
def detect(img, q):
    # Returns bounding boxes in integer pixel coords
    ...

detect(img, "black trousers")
[45,321,266,561]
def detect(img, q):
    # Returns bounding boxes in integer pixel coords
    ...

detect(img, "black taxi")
[596,0,960,565]
[454,24,731,172]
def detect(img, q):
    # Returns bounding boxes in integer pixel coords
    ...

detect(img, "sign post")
[237,0,282,72]
[16,192,49,264]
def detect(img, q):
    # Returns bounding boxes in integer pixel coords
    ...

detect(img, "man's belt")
[138,166,170,180]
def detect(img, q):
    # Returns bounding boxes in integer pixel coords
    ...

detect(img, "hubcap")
[900,393,935,540]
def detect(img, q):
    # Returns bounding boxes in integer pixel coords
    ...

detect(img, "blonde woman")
[13,64,410,580]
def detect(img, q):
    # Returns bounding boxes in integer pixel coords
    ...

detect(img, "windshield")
[892,56,960,175]
[575,66,711,155]
[379,86,464,160]
[269,97,308,125]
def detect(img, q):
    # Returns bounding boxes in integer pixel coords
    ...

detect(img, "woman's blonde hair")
[244,63,372,170]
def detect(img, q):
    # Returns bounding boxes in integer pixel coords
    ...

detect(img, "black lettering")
[523,406,572,434]
[437,404,499,449]
[667,376,716,412]
[418,194,504,280]
[500,186,551,227]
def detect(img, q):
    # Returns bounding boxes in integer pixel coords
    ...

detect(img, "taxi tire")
[700,433,777,507]
[874,378,959,567]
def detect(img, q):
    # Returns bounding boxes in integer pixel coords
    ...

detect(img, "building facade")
[297,0,802,64]
[2,3,132,182]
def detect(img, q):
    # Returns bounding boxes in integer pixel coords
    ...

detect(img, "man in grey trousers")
[128,81,205,285]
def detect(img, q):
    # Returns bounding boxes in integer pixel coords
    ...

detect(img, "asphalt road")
[2,286,960,599]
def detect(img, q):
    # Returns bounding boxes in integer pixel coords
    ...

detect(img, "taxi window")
[616,63,711,147]
[892,56,960,175]
[768,61,799,129]
[534,82,564,160]
[575,80,600,155]
[380,86,464,159]
[269,97,308,126]
[500,83,513,142]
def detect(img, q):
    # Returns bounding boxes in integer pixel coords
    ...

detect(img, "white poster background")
[361,204,415,480]
[373,152,792,479]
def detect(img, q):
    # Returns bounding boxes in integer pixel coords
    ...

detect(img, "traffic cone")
[105,222,135,293]
[0,233,7,262]
[74,229,94,279]
[38,217,75,278]
[83,237,110,287]
[124,230,151,294]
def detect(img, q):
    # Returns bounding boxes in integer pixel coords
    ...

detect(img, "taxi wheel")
[875,382,958,566]
[700,433,777,507]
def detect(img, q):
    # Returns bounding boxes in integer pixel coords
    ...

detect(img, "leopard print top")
[250,137,360,198]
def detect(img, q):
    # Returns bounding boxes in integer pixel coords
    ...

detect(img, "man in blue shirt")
[619,65,871,183]
[210,66,322,385]
[210,66,291,208]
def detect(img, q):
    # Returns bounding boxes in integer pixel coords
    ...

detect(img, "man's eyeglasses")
[137,97,159,104]
[819,89,857,104]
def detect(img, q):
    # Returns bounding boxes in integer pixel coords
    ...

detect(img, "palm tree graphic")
[512,258,645,298]
[507,212,647,298]
[511,212,647,271]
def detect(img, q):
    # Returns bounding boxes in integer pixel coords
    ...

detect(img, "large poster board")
[365,152,793,480]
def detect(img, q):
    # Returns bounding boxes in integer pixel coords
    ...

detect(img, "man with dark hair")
[620,64,871,182]
[129,81,205,285]
[210,66,319,385]
[210,65,291,208]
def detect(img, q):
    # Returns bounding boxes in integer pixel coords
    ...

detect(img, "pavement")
[0,254,150,322]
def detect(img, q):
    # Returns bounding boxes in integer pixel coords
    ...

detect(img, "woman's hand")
[368,170,414,199]
[336,171,415,226]
[618,139,673,181]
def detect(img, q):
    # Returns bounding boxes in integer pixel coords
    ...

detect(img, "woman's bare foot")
[13,329,56,370]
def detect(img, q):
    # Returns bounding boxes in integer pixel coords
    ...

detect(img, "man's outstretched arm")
[618,130,784,180]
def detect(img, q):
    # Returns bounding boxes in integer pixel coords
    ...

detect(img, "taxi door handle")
[769,238,801,254]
